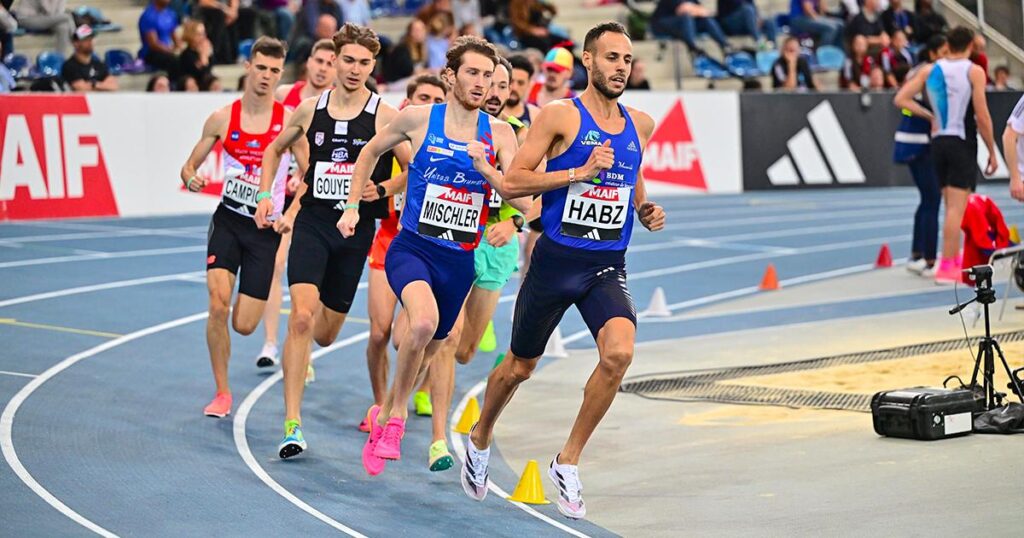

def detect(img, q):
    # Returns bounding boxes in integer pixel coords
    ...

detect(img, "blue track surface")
[2,186,1021,536]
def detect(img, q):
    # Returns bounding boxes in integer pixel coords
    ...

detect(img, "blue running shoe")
[279,420,307,459]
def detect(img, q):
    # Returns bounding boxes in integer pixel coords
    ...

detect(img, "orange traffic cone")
[452,397,480,434]
[507,460,550,504]
[759,264,779,291]
[875,243,893,268]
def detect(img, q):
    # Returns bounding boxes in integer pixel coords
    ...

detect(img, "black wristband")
[376,184,386,198]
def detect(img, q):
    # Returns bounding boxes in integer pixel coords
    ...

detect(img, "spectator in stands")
[196,0,241,65]
[509,0,564,52]
[293,12,336,66]
[789,0,844,49]
[61,25,117,92]
[889,29,913,67]
[840,34,872,90]
[626,57,651,90]
[292,0,339,60]
[867,64,885,89]
[417,0,452,24]
[772,36,816,91]
[912,0,946,45]
[181,74,200,91]
[452,0,482,36]
[881,0,913,39]
[254,1,294,40]
[651,0,730,57]
[146,72,171,92]
[201,74,222,91]
[425,11,455,70]
[846,0,889,49]
[13,0,75,56]
[506,54,540,125]
[994,66,1014,91]
[179,20,214,91]
[1,1,16,58]
[717,0,777,49]
[970,33,991,85]
[139,0,181,77]
[383,19,427,84]
[338,0,371,26]
[528,46,574,107]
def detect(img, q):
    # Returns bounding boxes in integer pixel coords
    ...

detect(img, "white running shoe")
[256,343,279,368]
[906,258,928,275]
[460,428,490,501]
[548,456,586,520]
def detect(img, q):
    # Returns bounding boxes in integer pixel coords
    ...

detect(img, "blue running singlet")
[540,97,642,251]
[400,103,494,251]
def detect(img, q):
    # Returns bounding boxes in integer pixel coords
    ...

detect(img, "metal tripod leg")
[991,340,1024,405]
[999,256,1017,321]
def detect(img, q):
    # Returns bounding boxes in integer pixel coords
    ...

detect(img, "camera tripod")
[949,266,1024,411]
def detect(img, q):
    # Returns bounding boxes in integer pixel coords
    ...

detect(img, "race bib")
[418,183,484,243]
[392,190,405,213]
[312,161,353,201]
[560,183,632,241]
[221,171,260,210]
[488,187,503,209]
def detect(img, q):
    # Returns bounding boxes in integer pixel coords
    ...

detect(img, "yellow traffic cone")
[1011,225,1021,244]
[508,460,550,504]
[452,397,480,434]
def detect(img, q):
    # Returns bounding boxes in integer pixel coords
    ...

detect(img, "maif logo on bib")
[561,183,631,241]
[312,161,354,200]
[418,183,484,244]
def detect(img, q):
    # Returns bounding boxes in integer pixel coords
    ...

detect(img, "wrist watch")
[511,214,525,232]
[376,184,387,198]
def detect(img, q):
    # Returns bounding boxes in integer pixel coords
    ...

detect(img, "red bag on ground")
[960,194,1012,284]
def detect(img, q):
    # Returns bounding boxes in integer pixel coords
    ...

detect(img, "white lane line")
[0,272,204,309]
[233,333,370,538]
[0,228,204,246]
[449,381,592,538]
[0,370,38,379]
[1,311,209,538]
[629,238,796,255]
[0,246,205,269]
[662,206,904,231]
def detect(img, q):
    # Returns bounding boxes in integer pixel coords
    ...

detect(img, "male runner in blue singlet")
[337,35,521,476]
[461,22,666,520]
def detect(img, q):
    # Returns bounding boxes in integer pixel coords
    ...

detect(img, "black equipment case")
[871,388,979,440]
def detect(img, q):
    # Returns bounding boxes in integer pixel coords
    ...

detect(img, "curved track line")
[449,381,591,538]
[1,311,209,537]
[233,332,370,538]
[0,272,204,309]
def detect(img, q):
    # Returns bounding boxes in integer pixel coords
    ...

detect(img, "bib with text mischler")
[418,183,485,243]
[561,182,632,241]
[312,161,353,209]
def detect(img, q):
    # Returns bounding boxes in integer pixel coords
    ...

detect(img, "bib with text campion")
[301,90,396,217]
[401,103,494,251]
[220,99,289,217]
[541,97,641,251]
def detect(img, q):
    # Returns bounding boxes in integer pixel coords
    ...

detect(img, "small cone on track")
[875,243,893,268]
[1011,225,1021,244]
[759,264,779,291]
[453,397,480,434]
[492,352,506,371]
[544,327,569,358]
[642,287,672,317]
[507,460,551,505]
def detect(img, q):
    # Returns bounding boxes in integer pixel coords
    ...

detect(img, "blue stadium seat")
[815,45,845,71]
[105,49,144,76]
[34,51,63,77]
[238,38,254,60]
[755,49,780,74]
[693,55,730,80]
[725,51,760,77]
[3,53,31,79]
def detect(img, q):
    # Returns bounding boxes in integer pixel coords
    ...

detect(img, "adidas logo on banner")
[766,102,866,186]
[439,230,454,241]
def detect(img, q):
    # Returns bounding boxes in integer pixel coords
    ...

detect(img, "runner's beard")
[507,90,521,107]
[484,96,506,117]
[591,67,625,100]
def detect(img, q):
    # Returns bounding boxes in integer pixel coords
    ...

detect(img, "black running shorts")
[509,235,636,359]
[932,136,979,191]
[206,204,282,301]
[287,204,374,313]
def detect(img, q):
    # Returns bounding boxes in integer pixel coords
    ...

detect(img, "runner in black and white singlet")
[179,37,301,420]
[462,23,666,520]
[255,24,408,460]
[336,36,520,477]
[895,26,999,284]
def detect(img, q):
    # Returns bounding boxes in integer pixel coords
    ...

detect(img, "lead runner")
[461,22,665,520]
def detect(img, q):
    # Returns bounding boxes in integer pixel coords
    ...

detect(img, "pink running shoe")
[934,258,962,285]
[357,418,370,433]
[362,406,386,476]
[203,393,232,418]
[373,417,406,460]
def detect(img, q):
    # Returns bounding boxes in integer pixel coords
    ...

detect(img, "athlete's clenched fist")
[467,140,495,172]
[581,140,614,181]
[638,201,665,232]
